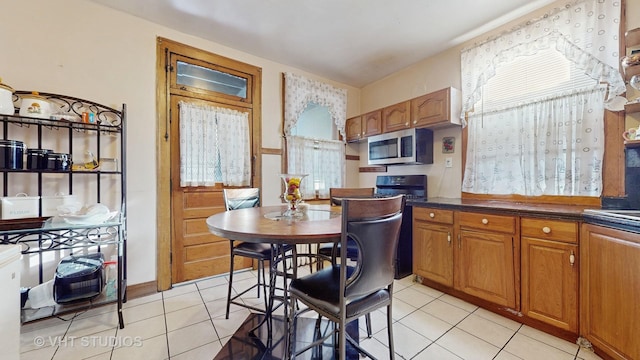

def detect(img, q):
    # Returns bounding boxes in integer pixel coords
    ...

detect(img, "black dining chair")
[223,188,293,319]
[317,187,376,337]
[316,187,375,268]
[288,195,405,360]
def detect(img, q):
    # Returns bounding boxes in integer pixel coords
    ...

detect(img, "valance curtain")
[460,0,624,122]
[179,101,251,187]
[286,136,345,199]
[283,72,348,138]
[462,87,606,196]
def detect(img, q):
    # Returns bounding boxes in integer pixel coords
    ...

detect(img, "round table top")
[206,204,342,244]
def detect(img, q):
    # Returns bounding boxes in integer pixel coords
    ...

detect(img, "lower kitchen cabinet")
[413,208,454,287]
[581,223,640,360]
[456,212,517,308]
[521,218,578,332]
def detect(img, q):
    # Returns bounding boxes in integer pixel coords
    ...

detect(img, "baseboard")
[126,281,159,300]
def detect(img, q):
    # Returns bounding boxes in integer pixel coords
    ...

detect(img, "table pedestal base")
[214,313,360,359]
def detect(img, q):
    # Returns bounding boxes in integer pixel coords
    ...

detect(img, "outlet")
[445,157,453,168]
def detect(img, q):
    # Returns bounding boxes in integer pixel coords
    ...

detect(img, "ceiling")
[87,0,557,88]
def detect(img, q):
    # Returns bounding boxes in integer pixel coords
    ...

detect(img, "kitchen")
[2,0,640,359]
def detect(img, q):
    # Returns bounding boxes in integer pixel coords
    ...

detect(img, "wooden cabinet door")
[456,229,516,308]
[581,224,640,360]
[521,237,578,332]
[345,116,362,142]
[362,110,382,137]
[413,221,454,286]
[411,88,449,128]
[382,101,411,133]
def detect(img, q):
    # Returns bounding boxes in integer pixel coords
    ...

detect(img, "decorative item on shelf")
[623,127,640,141]
[18,91,53,119]
[628,74,640,104]
[622,53,640,69]
[280,174,307,217]
[0,77,15,115]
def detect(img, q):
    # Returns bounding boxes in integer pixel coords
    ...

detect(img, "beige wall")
[0,0,360,286]
[358,0,640,198]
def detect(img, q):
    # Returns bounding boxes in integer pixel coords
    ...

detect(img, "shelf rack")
[0,92,127,329]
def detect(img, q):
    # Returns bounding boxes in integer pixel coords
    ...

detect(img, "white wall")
[0,0,360,286]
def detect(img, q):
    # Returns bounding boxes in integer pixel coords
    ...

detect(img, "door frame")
[155,37,262,290]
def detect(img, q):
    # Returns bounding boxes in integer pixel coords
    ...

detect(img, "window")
[283,73,347,199]
[460,0,624,197]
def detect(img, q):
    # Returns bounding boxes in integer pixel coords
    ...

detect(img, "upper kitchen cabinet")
[411,87,461,129]
[345,115,362,142]
[382,101,411,133]
[346,111,382,142]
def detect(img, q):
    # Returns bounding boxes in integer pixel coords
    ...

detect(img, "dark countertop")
[408,197,640,233]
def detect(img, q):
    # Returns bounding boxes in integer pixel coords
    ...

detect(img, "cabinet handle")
[429,212,435,218]
[447,232,451,246]
[481,218,489,225]
[405,122,409,126]
[570,251,575,266]
[542,226,551,234]
[413,120,417,124]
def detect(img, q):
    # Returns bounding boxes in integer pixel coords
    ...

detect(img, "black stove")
[375,175,427,199]
[374,175,427,279]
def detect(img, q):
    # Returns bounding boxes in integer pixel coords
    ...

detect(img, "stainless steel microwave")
[367,128,433,165]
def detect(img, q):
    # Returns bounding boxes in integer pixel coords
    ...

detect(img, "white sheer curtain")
[286,136,345,199]
[179,101,251,187]
[462,87,605,196]
[284,72,347,138]
[283,72,347,197]
[460,0,624,121]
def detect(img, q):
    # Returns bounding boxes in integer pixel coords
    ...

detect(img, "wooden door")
[411,88,449,128]
[156,38,262,289]
[413,221,454,286]
[170,96,253,283]
[345,116,362,142]
[521,237,578,332]
[581,224,640,360]
[455,229,516,308]
[362,110,382,137]
[382,101,411,133]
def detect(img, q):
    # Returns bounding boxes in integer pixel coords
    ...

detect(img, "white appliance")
[0,245,21,360]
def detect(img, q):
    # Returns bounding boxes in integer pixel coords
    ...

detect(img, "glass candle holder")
[281,174,307,217]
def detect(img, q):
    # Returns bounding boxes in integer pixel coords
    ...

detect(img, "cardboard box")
[1,194,40,219]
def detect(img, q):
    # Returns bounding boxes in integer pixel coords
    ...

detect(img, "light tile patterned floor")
[20,266,604,360]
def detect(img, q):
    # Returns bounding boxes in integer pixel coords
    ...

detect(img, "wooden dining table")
[206,204,359,359]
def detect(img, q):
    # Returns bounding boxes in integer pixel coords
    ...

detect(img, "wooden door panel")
[522,237,578,332]
[382,101,410,132]
[185,242,229,262]
[581,225,640,360]
[413,222,453,286]
[457,230,516,307]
